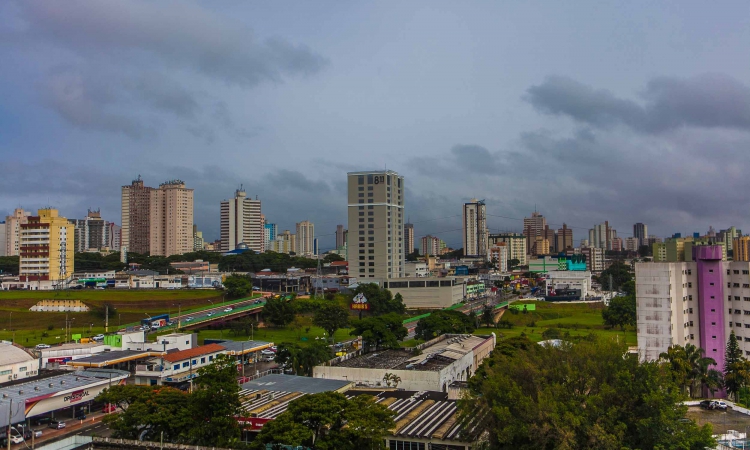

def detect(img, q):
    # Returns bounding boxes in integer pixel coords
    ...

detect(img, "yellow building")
[734,236,750,262]
[19,209,74,283]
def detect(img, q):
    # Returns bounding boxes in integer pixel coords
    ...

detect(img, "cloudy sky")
[2,1,750,251]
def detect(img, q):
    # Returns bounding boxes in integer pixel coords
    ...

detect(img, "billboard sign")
[351,293,369,310]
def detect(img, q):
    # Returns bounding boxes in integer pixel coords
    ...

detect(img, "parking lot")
[686,406,750,435]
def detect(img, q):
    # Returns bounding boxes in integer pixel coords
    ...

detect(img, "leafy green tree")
[725,331,744,400]
[253,392,395,450]
[0,256,19,275]
[187,354,242,447]
[601,295,636,329]
[660,343,719,398]
[405,250,420,262]
[460,336,716,450]
[596,261,633,291]
[480,304,494,327]
[349,313,407,352]
[415,310,475,340]
[351,283,406,316]
[507,258,520,270]
[313,304,349,342]
[323,253,345,263]
[97,385,192,442]
[263,296,296,327]
[223,274,252,298]
[275,341,331,376]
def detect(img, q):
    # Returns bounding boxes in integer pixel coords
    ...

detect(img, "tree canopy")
[252,392,395,450]
[274,341,331,376]
[312,304,349,342]
[660,343,723,398]
[461,335,716,450]
[263,296,296,327]
[351,283,406,316]
[349,313,407,352]
[415,309,475,340]
[601,295,636,329]
[223,274,252,298]
[595,261,633,291]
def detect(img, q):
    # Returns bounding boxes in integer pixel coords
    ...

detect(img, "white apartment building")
[4,208,30,256]
[220,188,263,253]
[488,233,527,266]
[636,246,750,398]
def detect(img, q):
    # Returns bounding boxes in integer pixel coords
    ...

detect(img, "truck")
[141,314,170,328]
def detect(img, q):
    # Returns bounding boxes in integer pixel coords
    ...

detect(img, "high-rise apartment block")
[523,212,547,256]
[296,221,315,257]
[70,209,110,252]
[0,222,5,257]
[264,223,277,251]
[149,180,194,256]
[625,237,640,252]
[463,199,488,258]
[489,244,509,272]
[589,221,614,250]
[633,223,648,247]
[193,225,204,251]
[4,208,31,256]
[556,224,573,252]
[19,209,74,283]
[335,225,345,250]
[421,235,441,257]
[488,233,527,265]
[271,230,296,254]
[108,223,121,250]
[220,188,262,253]
[404,223,414,255]
[347,170,404,279]
[121,176,153,254]
[734,236,750,262]
[636,245,750,397]
[653,237,727,262]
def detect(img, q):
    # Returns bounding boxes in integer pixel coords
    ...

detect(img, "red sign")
[236,417,271,429]
[350,303,370,310]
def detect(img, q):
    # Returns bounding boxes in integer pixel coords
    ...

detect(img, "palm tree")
[661,344,718,398]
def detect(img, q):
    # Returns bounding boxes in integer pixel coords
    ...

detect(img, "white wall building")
[296,220,315,258]
[544,270,592,299]
[0,343,39,384]
[463,199,487,258]
[220,188,263,253]
[404,262,429,278]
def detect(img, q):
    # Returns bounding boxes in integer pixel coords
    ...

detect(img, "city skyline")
[3,2,750,252]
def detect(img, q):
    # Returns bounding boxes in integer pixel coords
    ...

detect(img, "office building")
[542,225,556,253]
[635,245,750,398]
[4,208,31,257]
[220,187,262,253]
[404,223,414,255]
[719,227,741,252]
[612,236,623,252]
[523,212,546,256]
[534,236,550,255]
[421,235,441,257]
[19,208,74,283]
[347,170,404,279]
[633,223,648,247]
[653,237,727,262]
[70,209,110,252]
[556,223,573,252]
[296,220,315,257]
[463,199,488,258]
[488,233,527,265]
[121,176,153,254]
[149,180,194,256]
[193,225,204,251]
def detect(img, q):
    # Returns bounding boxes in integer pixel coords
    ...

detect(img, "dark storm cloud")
[7,0,327,139]
[14,1,328,87]
[526,74,750,133]
[449,145,503,175]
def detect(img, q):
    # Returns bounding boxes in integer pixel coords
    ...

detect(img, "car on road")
[253,299,262,304]
[93,334,105,341]
[35,343,51,349]
[224,307,233,312]
[185,317,193,322]
[48,420,65,429]
[252,286,260,291]
[33,430,43,438]
[699,400,717,410]
[74,412,86,420]
[10,435,24,444]
[261,349,275,356]
[103,404,117,413]
[206,312,214,317]
[714,401,729,411]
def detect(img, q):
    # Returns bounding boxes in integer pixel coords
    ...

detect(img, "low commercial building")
[404,262,429,278]
[543,270,592,301]
[0,369,129,427]
[0,343,39,384]
[313,334,496,392]
[381,278,464,309]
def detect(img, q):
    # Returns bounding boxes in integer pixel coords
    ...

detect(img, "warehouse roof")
[0,343,34,366]
[163,344,225,362]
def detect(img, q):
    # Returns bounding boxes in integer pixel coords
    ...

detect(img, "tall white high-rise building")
[296,221,315,258]
[463,199,487,258]
[70,209,110,252]
[220,188,263,253]
[347,170,404,279]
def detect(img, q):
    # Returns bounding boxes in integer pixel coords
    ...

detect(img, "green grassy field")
[0,289,225,346]
[192,326,355,345]
[474,300,637,346]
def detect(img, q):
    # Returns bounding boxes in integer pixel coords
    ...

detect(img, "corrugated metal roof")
[162,344,225,362]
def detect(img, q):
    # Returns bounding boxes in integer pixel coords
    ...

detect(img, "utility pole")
[105,304,109,333]
[7,398,12,450]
